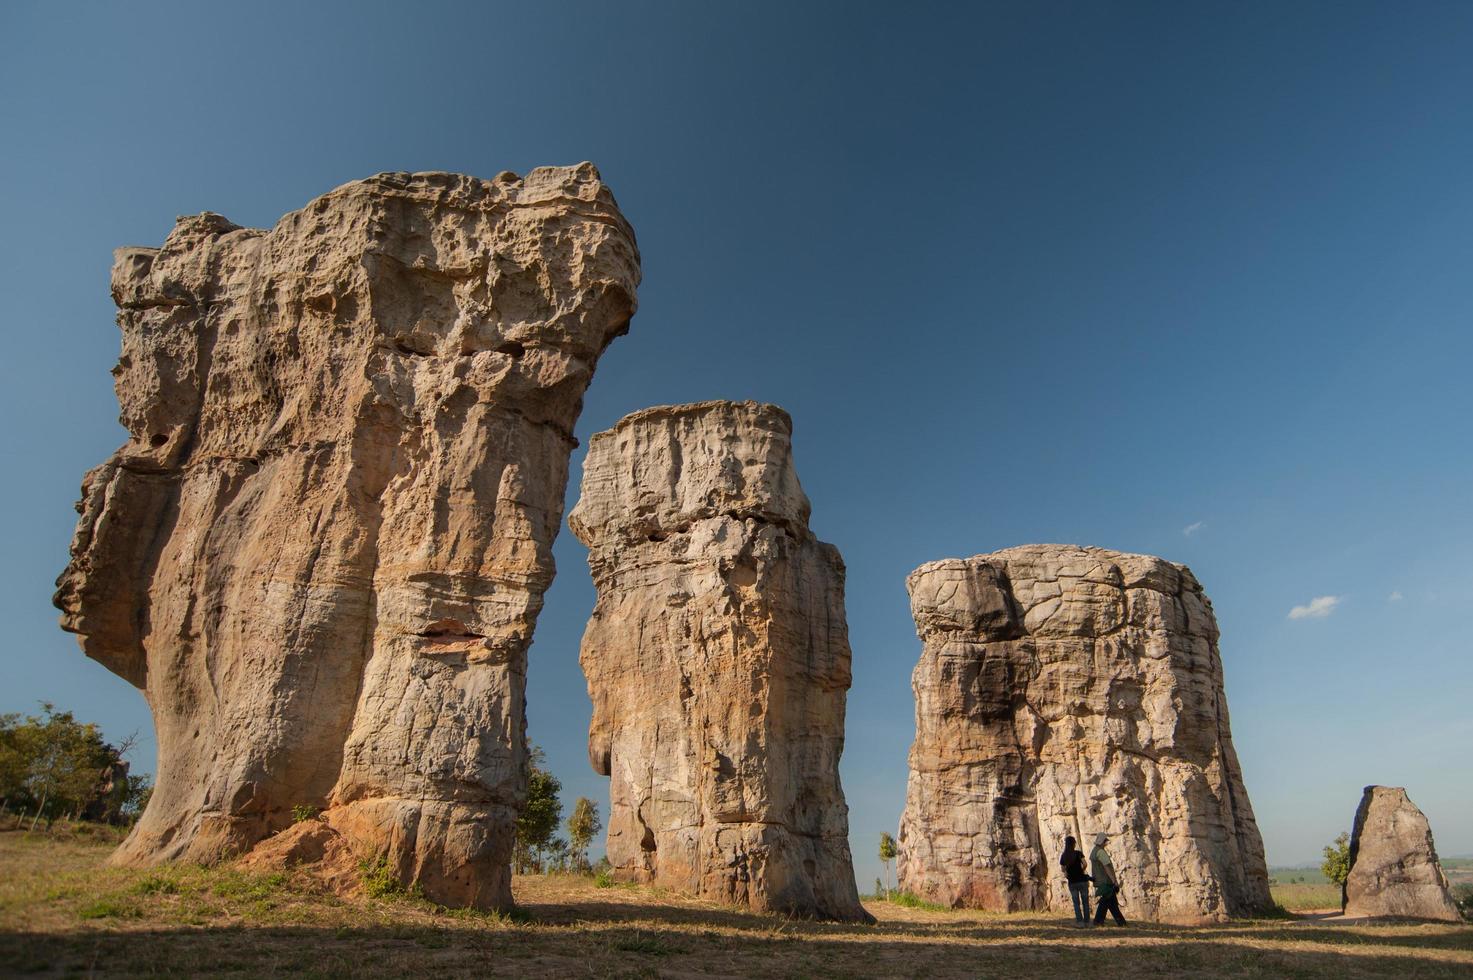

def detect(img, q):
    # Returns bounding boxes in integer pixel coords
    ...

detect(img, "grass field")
[2,827,1470,978]
[1269,866,1332,886]
[1267,865,1342,912]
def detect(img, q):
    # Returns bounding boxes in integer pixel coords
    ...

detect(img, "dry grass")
[2,828,1470,978]
[1272,882,1346,912]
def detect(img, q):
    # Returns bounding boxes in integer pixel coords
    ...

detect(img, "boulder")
[1343,786,1460,921]
[54,166,640,909]
[568,401,870,921]
[897,544,1272,922]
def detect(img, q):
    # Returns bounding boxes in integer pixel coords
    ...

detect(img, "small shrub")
[1454,884,1473,920]
[593,856,615,888]
[1321,833,1351,886]
[291,805,320,823]
[359,854,420,899]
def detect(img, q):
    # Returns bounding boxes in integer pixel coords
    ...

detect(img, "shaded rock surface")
[55,165,640,909]
[568,401,869,921]
[1343,786,1460,921]
[897,544,1271,923]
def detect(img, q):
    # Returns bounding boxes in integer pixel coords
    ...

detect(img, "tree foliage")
[879,831,898,894]
[1321,832,1351,886]
[514,744,563,874]
[0,704,148,828]
[567,797,602,872]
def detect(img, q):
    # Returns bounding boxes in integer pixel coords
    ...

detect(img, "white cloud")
[1182,521,1205,537]
[1288,595,1341,620]
[1388,590,1404,602]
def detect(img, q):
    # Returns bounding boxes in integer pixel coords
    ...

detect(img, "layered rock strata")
[55,166,640,909]
[897,544,1271,923]
[1343,786,1460,921]
[569,401,869,921]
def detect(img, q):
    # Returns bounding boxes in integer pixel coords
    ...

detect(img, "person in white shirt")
[1089,831,1127,926]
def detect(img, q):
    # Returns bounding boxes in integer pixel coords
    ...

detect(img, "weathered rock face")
[897,544,1271,923]
[568,401,869,921]
[55,166,640,909]
[1343,786,1461,921]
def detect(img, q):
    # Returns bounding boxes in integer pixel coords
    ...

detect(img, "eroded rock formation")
[1343,786,1460,921]
[897,544,1271,923]
[569,401,869,921]
[55,166,640,908]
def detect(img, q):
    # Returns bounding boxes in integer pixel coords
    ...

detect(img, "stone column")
[898,544,1272,922]
[55,166,640,909]
[569,401,870,921]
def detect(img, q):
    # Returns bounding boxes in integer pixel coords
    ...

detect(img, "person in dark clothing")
[1090,831,1128,926]
[1058,835,1092,924]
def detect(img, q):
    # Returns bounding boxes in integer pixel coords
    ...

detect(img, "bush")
[291,805,320,823]
[593,857,615,889]
[1454,884,1473,921]
[360,855,407,899]
[1321,833,1351,887]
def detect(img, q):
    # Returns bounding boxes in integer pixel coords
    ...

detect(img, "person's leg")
[1108,895,1126,926]
[1070,885,1084,921]
[1092,894,1106,926]
[1081,886,1092,922]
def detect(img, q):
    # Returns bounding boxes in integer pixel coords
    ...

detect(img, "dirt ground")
[2,827,1470,978]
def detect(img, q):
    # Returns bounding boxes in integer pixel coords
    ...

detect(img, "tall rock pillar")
[55,166,640,909]
[897,545,1272,922]
[569,401,870,921]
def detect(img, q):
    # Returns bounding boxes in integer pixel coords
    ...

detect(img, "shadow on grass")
[0,919,1467,972]
[524,895,1472,947]
[4,904,1467,979]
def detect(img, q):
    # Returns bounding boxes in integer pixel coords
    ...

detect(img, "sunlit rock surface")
[898,544,1272,923]
[55,165,640,909]
[1343,785,1460,921]
[569,401,869,921]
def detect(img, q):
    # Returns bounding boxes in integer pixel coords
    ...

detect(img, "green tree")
[11,704,115,829]
[122,774,153,822]
[1322,832,1352,886]
[0,713,26,814]
[514,744,563,874]
[566,797,602,872]
[879,832,898,896]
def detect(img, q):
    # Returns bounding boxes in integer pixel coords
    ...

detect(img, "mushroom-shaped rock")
[569,401,870,921]
[54,166,640,910]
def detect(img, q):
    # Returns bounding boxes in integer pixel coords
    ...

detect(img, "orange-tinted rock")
[569,401,869,921]
[55,166,640,909]
[898,545,1272,922]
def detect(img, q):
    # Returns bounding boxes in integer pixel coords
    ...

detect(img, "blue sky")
[2,1,1470,889]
